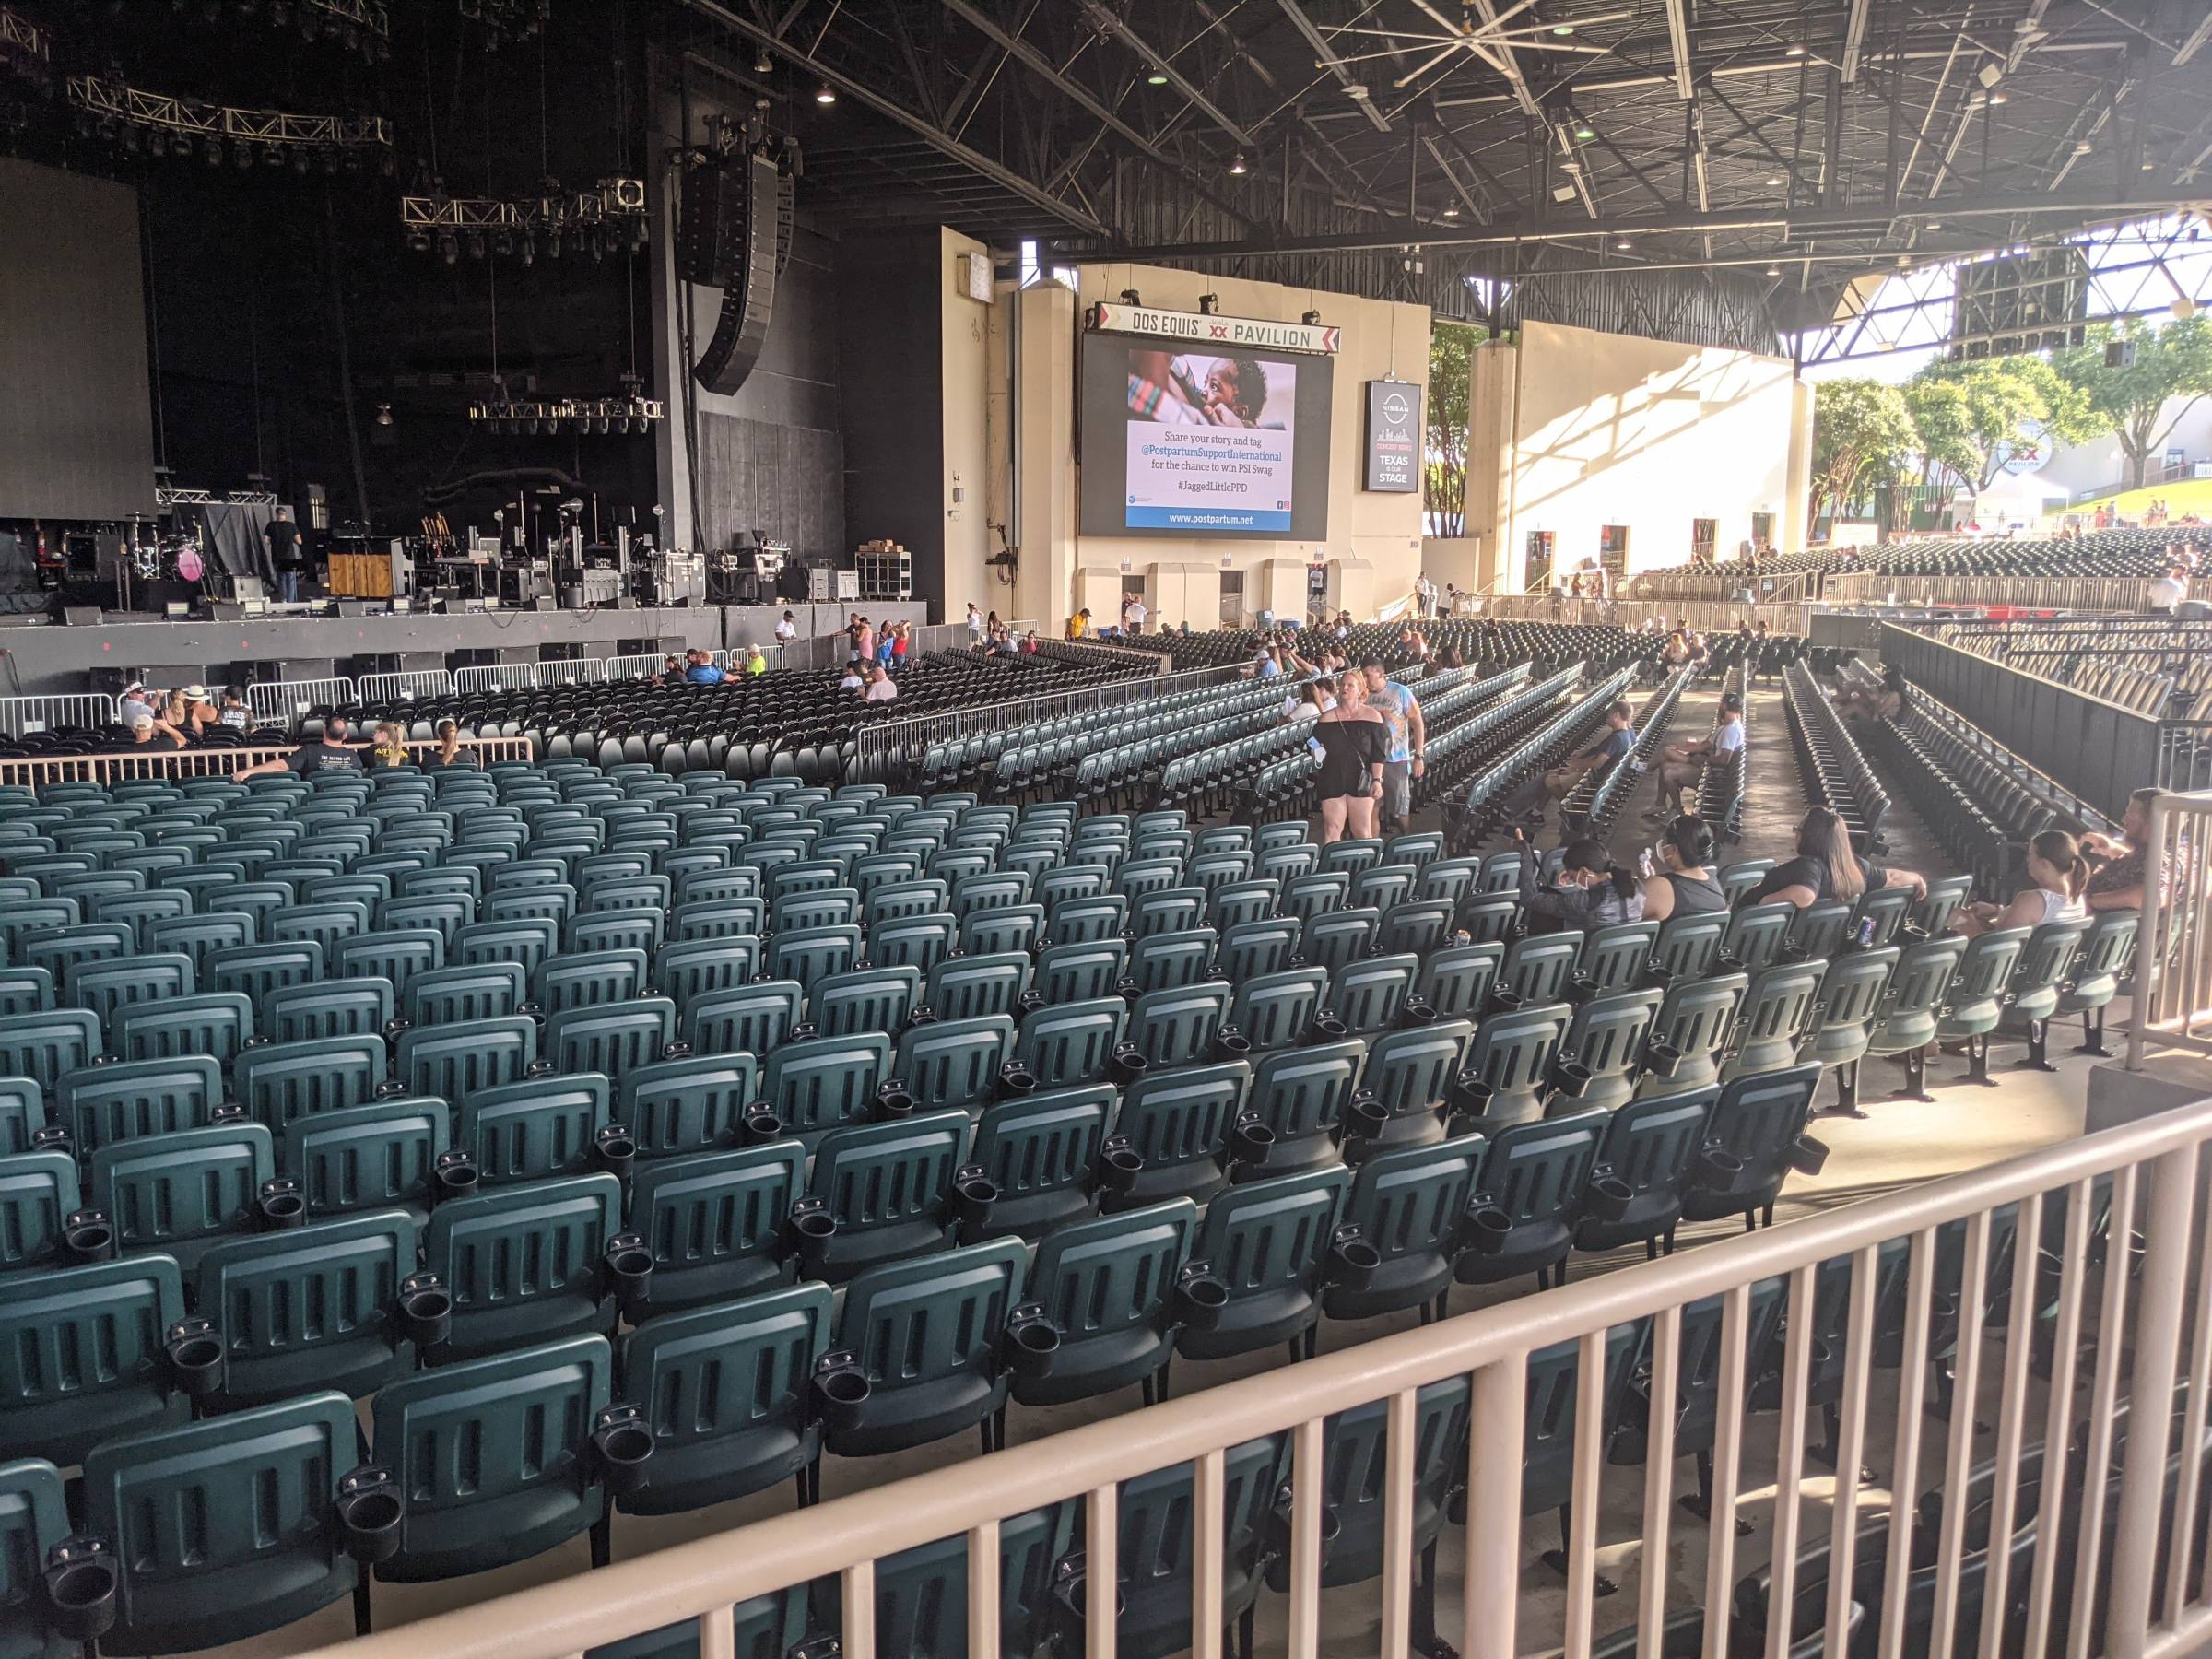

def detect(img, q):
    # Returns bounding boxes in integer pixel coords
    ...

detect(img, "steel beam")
[1275,0,1391,133]
[1077,0,1257,149]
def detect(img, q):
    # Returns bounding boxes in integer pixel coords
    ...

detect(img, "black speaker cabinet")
[539,642,585,662]
[690,154,783,396]
[207,602,248,621]
[63,606,103,626]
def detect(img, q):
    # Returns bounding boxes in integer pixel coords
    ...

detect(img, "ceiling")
[673,0,2212,336]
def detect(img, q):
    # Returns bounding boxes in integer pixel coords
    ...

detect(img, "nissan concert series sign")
[1088,301,1341,355]
[1363,379,1422,493]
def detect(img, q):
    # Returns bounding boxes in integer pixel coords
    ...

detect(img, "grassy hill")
[2048,475,2212,523]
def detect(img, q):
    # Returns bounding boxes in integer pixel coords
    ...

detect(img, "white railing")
[305,1089,2212,1659]
[1478,595,1813,636]
[599,653,665,680]
[451,663,541,695]
[2129,788,2212,1064]
[1823,572,2171,613]
[356,669,455,704]
[0,693,120,735]
[244,677,354,723]
[0,734,530,789]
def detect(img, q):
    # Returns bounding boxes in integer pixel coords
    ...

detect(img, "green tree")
[2051,314,2212,490]
[1811,378,1919,532]
[1424,320,1478,537]
[1906,355,2096,488]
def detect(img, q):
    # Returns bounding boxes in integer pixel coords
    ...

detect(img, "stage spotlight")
[1765,264,1782,276]
[406,229,431,253]
[374,403,394,427]
[439,231,459,265]
[206,138,224,166]
[1614,235,1631,250]
[466,230,487,260]
[1145,65,1168,85]
[520,233,535,266]
[236,144,256,168]
[545,231,561,260]
[1785,42,1805,56]
[1198,293,1219,314]
[494,230,513,257]
[1228,153,1247,174]
[292,147,310,173]
[1301,310,1322,325]
[1119,288,1141,306]
[147,131,165,157]
[263,144,286,167]
[1573,120,1595,140]
[753,49,771,73]
[1442,203,1459,218]
[814,84,836,105]
[322,148,338,174]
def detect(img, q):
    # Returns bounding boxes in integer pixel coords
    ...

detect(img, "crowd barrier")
[1476,595,1814,636]
[0,734,529,789]
[0,693,124,734]
[305,1077,2212,1659]
[1826,572,2172,613]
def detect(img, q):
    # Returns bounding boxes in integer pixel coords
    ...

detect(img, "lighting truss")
[66,76,392,150]
[0,5,48,63]
[457,0,548,48]
[400,179,648,261]
[303,0,390,36]
[465,395,665,435]
[156,487,278,507]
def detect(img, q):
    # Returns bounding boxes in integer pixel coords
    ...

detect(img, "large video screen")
[0,159,159,522]
[1078,335,1334,538]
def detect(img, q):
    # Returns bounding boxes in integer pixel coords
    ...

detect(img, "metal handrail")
[306,1087,2212,1659]
[0,693,121,735]
[0,734,529,788]
[2128,787,2212,1065]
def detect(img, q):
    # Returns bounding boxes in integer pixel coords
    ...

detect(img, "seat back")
[1523,1323,1645,1514]
[1117,1062,1248,1174]
[548,997,677,1079]
[266,976,393,1043]
[1033,941,1125,1008]
[686,980,802,1058]
[1230,968,1326,1054]
[0,1254,184,1463]
[1112,1436,1286,1641]
[762,1031,890,1141]
[400,1016,537,1105]
[1816,947,1900,1030]
[618,1053,760,1159]
[1304,1377,1470,1580]
[1723,902,1794,971]
[1580,922,1660,993]
[1464,1001,1574,1105]
[0,1455,67,1643]
[620,1282,829,1464]
[969,1087,1113,1229]
[1650,914,1727,981]
[426,1175,622,1350]
[1028,1199,1194,1345]
[92,1124,271,1264]
[402,962,524,1026]
[81,1391,359,1653]
[814,967,920,1038]
[1500,934,1582,1004]
[56,1056,221,1154]
[1247,1041,1364,1145]
[1346,1139,1483,1268]
[286,1098,449,1217]
[67,953,194,1028]
[836,1238,1026,1391]
[1596,1088,1716,1199]
[1669,1279,1788,1453]
[460,1073,611,1184]
[1851,887,1913,947]
[235,1036,384,1131]
[1560,990,1665,1089]
[2007,920,2089,1014]
[630,1143,805,1297]
[1329,953,1418,1036]
[1871,937,1968,1051]
[896,1015,1014,1112]
[194,1212,414,1387]
[373,1335,611,1578]
[1482,1113,1605,1229]
[335,928,444,996]
[0,1010,98,1090]
[1730,962,1826,1072]
[1016,998,1126,1088]
[1127,983,1231,1069]
[919,951,1028,1023]
[1362,1021,1475,1117]
[1705,1064,1822,1194]
[811,1111,968,1240]
[1195,1167,1348,1297]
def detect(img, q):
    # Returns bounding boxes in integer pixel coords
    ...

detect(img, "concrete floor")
[234,682,2116,1658]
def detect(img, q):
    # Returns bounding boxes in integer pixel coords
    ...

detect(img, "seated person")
[1952,830,2088,936]
[1648,694,1743,820]
[1512,829,1644,932]
[1638,815,1730,923]
[839,665,865,691]
[1540,700,1636,803]
[126,712,185,750]
[364,722,412,769]
[1834,666,1904,724]
[863,665,900,702]
[427,718,476,770]
[2083,787,2161,912]
[684,650,724,685]
[1746,806,1926,909]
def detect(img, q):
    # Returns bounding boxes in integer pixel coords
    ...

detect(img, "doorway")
[1749,512,1774,553]
[1524,532,1555,594]
[1691,519,1718,563]
[1599,524,1630,590]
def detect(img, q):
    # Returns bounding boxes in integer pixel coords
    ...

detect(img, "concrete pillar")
[1325,558,1377,624]
[1013,284,1078,631]
[1465,340,1521,592]
[1783,378,1816,555]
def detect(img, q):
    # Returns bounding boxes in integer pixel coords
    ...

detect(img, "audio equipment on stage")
[687,153,787,395]
[63,606,102,626]
[208,603,248,621]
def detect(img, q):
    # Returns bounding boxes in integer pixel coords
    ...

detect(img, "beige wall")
[1006,263,1430,631]
[1488,321,1801,591]
[940,229,994,621]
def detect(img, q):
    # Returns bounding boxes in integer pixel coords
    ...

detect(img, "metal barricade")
[356,669,456,704]
[451,663,539,695]
[0,693,119,735]
[0,734,527,790]
[245,677,356,724]
[599,653,667,681]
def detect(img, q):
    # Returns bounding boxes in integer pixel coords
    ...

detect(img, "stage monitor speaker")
[207,603,247,621]
[690,154,784,397]
[539,642,584,662]
[495,646,536,665]
[2106,338,2137,369]
[276,658,335,682]
[396,652,443,674]
[335,601,377,618]
[63,606,102,627]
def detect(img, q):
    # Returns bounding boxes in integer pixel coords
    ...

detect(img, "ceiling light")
[2143,155,2158,171]
[753,49,771,74]
[1551,22,1574,34]
[1145,65,1168,85]
[1924,220,1941,229]
[1573,121,1595,139]
[1561,159,1583,172]
[1442,203,1460,218]
[2074,139,2093,155]
[1229,153,1247,174]
[1989,90,2007,103]
[374,403,394,427]
[1345,83,1371,99]
[1784,43,1805,57]
[813,84,836,105]
[1766,174,1784,186]
[1551,183,1578,203]
[1615,236,1632,251]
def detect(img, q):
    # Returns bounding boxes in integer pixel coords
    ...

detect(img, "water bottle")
[1854,916,1877,948]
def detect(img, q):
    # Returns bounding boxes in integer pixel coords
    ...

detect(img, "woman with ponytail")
[1512,830,1645,933]
[1639,814,1729,922]
[1953,830,2090,935]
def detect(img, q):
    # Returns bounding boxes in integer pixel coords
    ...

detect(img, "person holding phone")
[1638,815,1730,922]
[1312,677,1388,844]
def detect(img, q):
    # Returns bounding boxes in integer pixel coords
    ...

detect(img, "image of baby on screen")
[1125,349,1294,430]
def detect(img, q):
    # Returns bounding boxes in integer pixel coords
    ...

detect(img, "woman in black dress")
[1312,677,1389,843]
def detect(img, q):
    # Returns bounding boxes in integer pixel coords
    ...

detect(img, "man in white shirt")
[774,611,797,643]
[2149,566,2190,614]
[1123,594,1147,634]
[1650,693,1745,819]
[864,665,900,701]
[839,666,865,690]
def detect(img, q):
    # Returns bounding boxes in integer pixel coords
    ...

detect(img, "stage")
[0,600,933,697]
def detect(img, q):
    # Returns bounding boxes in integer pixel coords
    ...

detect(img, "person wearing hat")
[744,644,770,676]
[1649,693,1745,821]
[127,712,184,750]
[176,685,219,738]
[118,683,156,726]
[774,610,797,644]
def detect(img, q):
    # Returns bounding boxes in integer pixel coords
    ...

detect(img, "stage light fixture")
[235,143,255,168]
[1766,174,1783,186]
[1119,288,1141,305]
[813,84,835,104]
[291,147,309,172]
[753,49,771,73]
[494,229,512,257]
[374,402,393,426]
[1551,22,1574,35]
[438,230,458,265]
[406,228,430,253]
[1784,42,1805,56]
[1765,264,1782,276]
[1145,65,1168,85]
[1300,310,1322,325]
[1572,121,1594,140]
[147,130,164,157]
[1989,90,2007,104]
[519,232,535,265]
[466,230,487,260]
[1228,153,1247,174]
[2074,139,2092,155]
[1614,236,1631,250]
[1197,293,1219,314]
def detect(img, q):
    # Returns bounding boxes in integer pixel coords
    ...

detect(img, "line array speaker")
[688,154,786,397]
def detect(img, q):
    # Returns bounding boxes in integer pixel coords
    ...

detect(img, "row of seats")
[1563,667,1691,839]
[1783,660,1889,853]
[1627,527,2211,601]
[1443,666,1641,853]
[1695,689,1749,843]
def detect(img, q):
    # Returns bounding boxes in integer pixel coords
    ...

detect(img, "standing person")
[889,621,910,674]
[966,602,984,645]
[1360,660,1426,835]
[1124,591,1147,634]
[1068,608,1092,639]
[855,616,877,665]
[2149,565,2190,616]
[233,715,361,780]
[775,610,798,646]
[1312,677,1388,844]
[264,507,305,604]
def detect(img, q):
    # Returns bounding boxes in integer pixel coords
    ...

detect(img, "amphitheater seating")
[1626,526,2212,603]
[1783,661,1888,851]
[0,706,2147,1654]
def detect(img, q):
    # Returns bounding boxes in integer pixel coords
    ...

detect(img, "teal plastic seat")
[1010,1199,1195,1418]
[1850,887,1914,947]
[1641,971,1747,1096]
[1228,967,1325,1053]
[91,1122,272,1275]
[760,1030,890,1144]
[652,938,763,1007]
[1722,902,1794,971]
[371,1335,613,1589]
[1454,893,1519,944]
[0,1151,76,1276]
[771,924,862,991]
[867,912,956,972]
[1722,961,1828,1081]
[402,962,524,1026]
[265,900,371,956]
[1787,900,1853,962]
[628,1142,803,1314]
[548,997,677,1079]
[1243,1041,1363,1175]
[1681,1063,1824,1230]
[423,1174,622,1363]
[1499,934,1580,1003]
[1994,919,2089,1065]
[618,1053,760,1159]
[206,941,324,1019]
[0,1082,41,1160]
[144,912,256,981]
[617,1285,829,1517]
[335,928,445,996]
[1650,913,1727,981]
[1579,922,1660,993]
[803,1112,968,1280]
[1115,1061,1249,1206]
[2055,911,2137,1054]
[54,1055,220,1154]
[686,979,802,1058]
[1324,1139,1484,1324]
[922,950,1029,1021]
[1461,1001,1574,1123]
[114,991,253,1068]
[968,1086,1115,1238]
[266,975,394,1043]
[0,1254,186,1465]
[1862,936,1969,1100]
[65,954,193,1029]
[1049,896,1128,946]
[1554,988,1665,1114]
[1520,1324,1646,1555]
[896,1015,1014,1112]
[1066,1435,1286,1659]
[82,1391,367,1653]
[814,966,920,1038]
[458,1073,612,1184]
[0,1456,68,1659]
[1573,1087,1717,1256]
[194,1211,420,1406]
[1016,997,1125,1088]
[396,1016,534,1106]
[1453,1110,1606,1291]
[535,947,649,1015]
[1126,983,1230,1071]
[1174,1166,1348,1366]
[1300,907,1379,972]
[1806,947,1901,1111]
[1417,941,1502,1020]
[1357,1020,1475,1149]
[568,909,665,958]
[1329,952,1418,1036]
[285,1097,449,1218]
[812,1502,1075,1659]
[1129,928,1217,994]
[822,1238,1025,1458]
[0,1012,97,1092]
